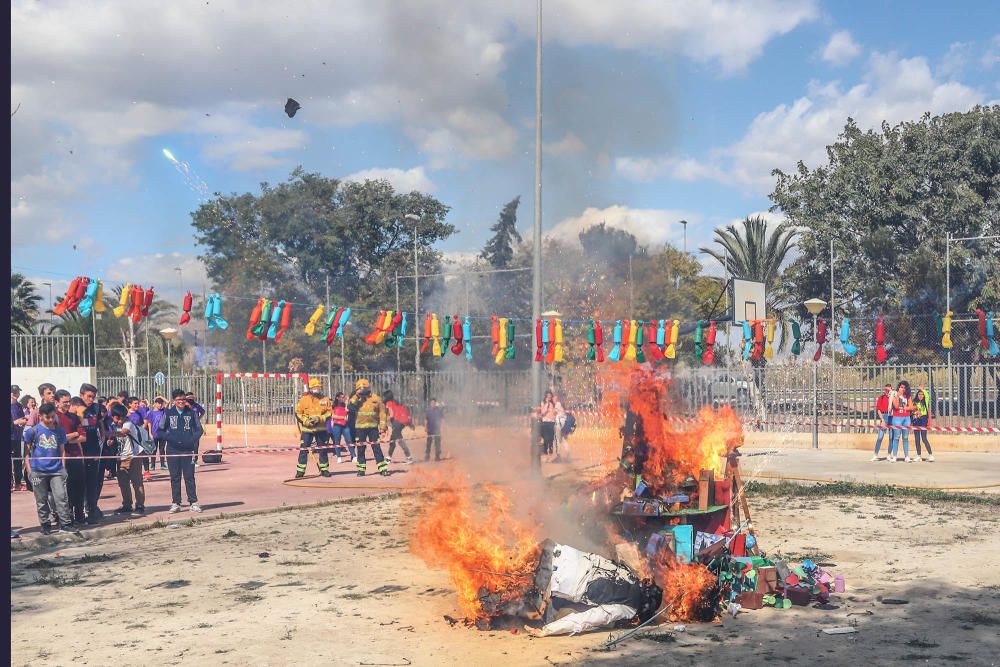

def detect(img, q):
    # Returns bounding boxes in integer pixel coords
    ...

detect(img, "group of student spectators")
[872,380,935,463]
[10,383,206,536]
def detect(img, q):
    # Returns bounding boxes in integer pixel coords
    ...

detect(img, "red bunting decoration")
[325,307,348,346]
[53,277,83,316]
[751,320,764,360]
[246,298,264,340]
[451,315,463,355]
[977,309,989,351]
[702,320,717,365]
[534,318,543,362]
[813,318,827,362]
[593,320,605,362]
[875,316,887,364]
[275,301,292,342]
[180,291,193,325]
[141,286,154,318]
[365,310,388,345]
[129,284,145,323]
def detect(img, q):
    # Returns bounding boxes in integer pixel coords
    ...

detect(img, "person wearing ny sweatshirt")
[158,389,204,513]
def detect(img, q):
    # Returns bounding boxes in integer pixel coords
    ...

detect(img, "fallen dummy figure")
[520,540,662,637]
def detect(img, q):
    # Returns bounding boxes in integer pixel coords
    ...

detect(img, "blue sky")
[11,1,1000,303]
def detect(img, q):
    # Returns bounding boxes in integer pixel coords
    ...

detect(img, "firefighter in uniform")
[294,378,333,478]
[349,379,389,477]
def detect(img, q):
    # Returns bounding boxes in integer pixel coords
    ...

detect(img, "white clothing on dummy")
[539,544,638,636]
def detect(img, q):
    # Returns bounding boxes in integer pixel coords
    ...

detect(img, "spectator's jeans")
[156,438,168,467]
[873,414,891,455]
[65,458,87,521]
[10,438,26,488]
[387,422,410,459]
[912,416,932,456]
[30,469,73,528]
[540,422,556,455]
[330,425,355,459]
[425,434,441,461]
[83,446,104,517]
[889,416,911,457]
[166,446,197,505]
[117,458,145,510]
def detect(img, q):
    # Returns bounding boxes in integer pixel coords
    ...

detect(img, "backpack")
[561,411,577,438]
[392,403,413,428]
[129,425,157,456]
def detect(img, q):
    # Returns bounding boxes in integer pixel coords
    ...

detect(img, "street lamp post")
[803,298,827,450]
[679,220,688,254]
[405,213,421,373]
[42,282,53,327]
[530,0,544,476]
[159,328,179,397]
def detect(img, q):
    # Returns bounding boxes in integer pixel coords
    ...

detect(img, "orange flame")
[600,366,743,492]
[410,473,540,621]
[656,560,718,622]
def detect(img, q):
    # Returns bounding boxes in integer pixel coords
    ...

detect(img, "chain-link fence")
[95,358,999,434]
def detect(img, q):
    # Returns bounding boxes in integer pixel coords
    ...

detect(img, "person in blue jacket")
[159,389,204,514]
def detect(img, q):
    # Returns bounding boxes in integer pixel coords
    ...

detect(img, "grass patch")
[957,611,1000,627]
[222,529,239,538]
[125,623,148,630]
[235,594,263,603]
[75,553,115,564]
[746,480,1000,506]
[639,632,676,643]
[156,601,188,609]
[873,514,896,520]
[276,559,316,566]
[119,519,166,536]
[33,571,83,587]
[341,592,366,600]
[905,639,940,649]
[24,558,64,570]
[236,581,267,590]
[773,549,833,563]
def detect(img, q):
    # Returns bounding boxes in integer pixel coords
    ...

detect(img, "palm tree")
[700,215,799,349]
[10,273,42,334]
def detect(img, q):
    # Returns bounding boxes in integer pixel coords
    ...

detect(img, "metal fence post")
[812,363,819,449]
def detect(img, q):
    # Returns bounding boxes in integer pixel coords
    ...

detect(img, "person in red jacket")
[871,384,892,462]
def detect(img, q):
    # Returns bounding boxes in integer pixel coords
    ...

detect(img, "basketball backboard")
[731,279,767,321]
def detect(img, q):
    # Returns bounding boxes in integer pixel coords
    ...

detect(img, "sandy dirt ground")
[11,477,1000,667]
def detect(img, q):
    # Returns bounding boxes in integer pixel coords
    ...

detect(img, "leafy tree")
[10,273,41,334]
[480,196,522,269]
[578,223,641,278]
[190,168,456,373]
[771,107,1000,361]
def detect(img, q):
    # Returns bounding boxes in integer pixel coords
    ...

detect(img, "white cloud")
[982,35,1000,69]
[105,252,208,299]
[547,205,699,248]
[617,51,986,192]
[937,41,973,78]
[343,166,436,193]
[821,30,861,66]
[544,132,587,156]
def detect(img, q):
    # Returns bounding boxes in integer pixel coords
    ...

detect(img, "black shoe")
[61,525,81,535]
[75,514,87,524]
[40,523,52,535]
[380,470,391,477]
[113,506,133,515]
[357,471,365,477]
[131,507,145,517]
[86,515,101,525]
[320,470,332,478]
[294,471,305,479]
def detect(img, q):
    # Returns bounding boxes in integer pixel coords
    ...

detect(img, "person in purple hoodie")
[11,385,28,492]
[147,397,168,470]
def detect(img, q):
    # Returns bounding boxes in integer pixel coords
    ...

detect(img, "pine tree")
[480,196,522,269]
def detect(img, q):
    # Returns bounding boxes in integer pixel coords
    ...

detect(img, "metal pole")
[830,238,836,433]
[326,275,332,388]
[812,312,818,449]
[946,232,952,424]
[262,340,266,374]
[395,271,401,375]
[167,341,172,399]
[628,255,633,319]
[340,331,346,395]
[414,223,421,373]
[530,0,544,475]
